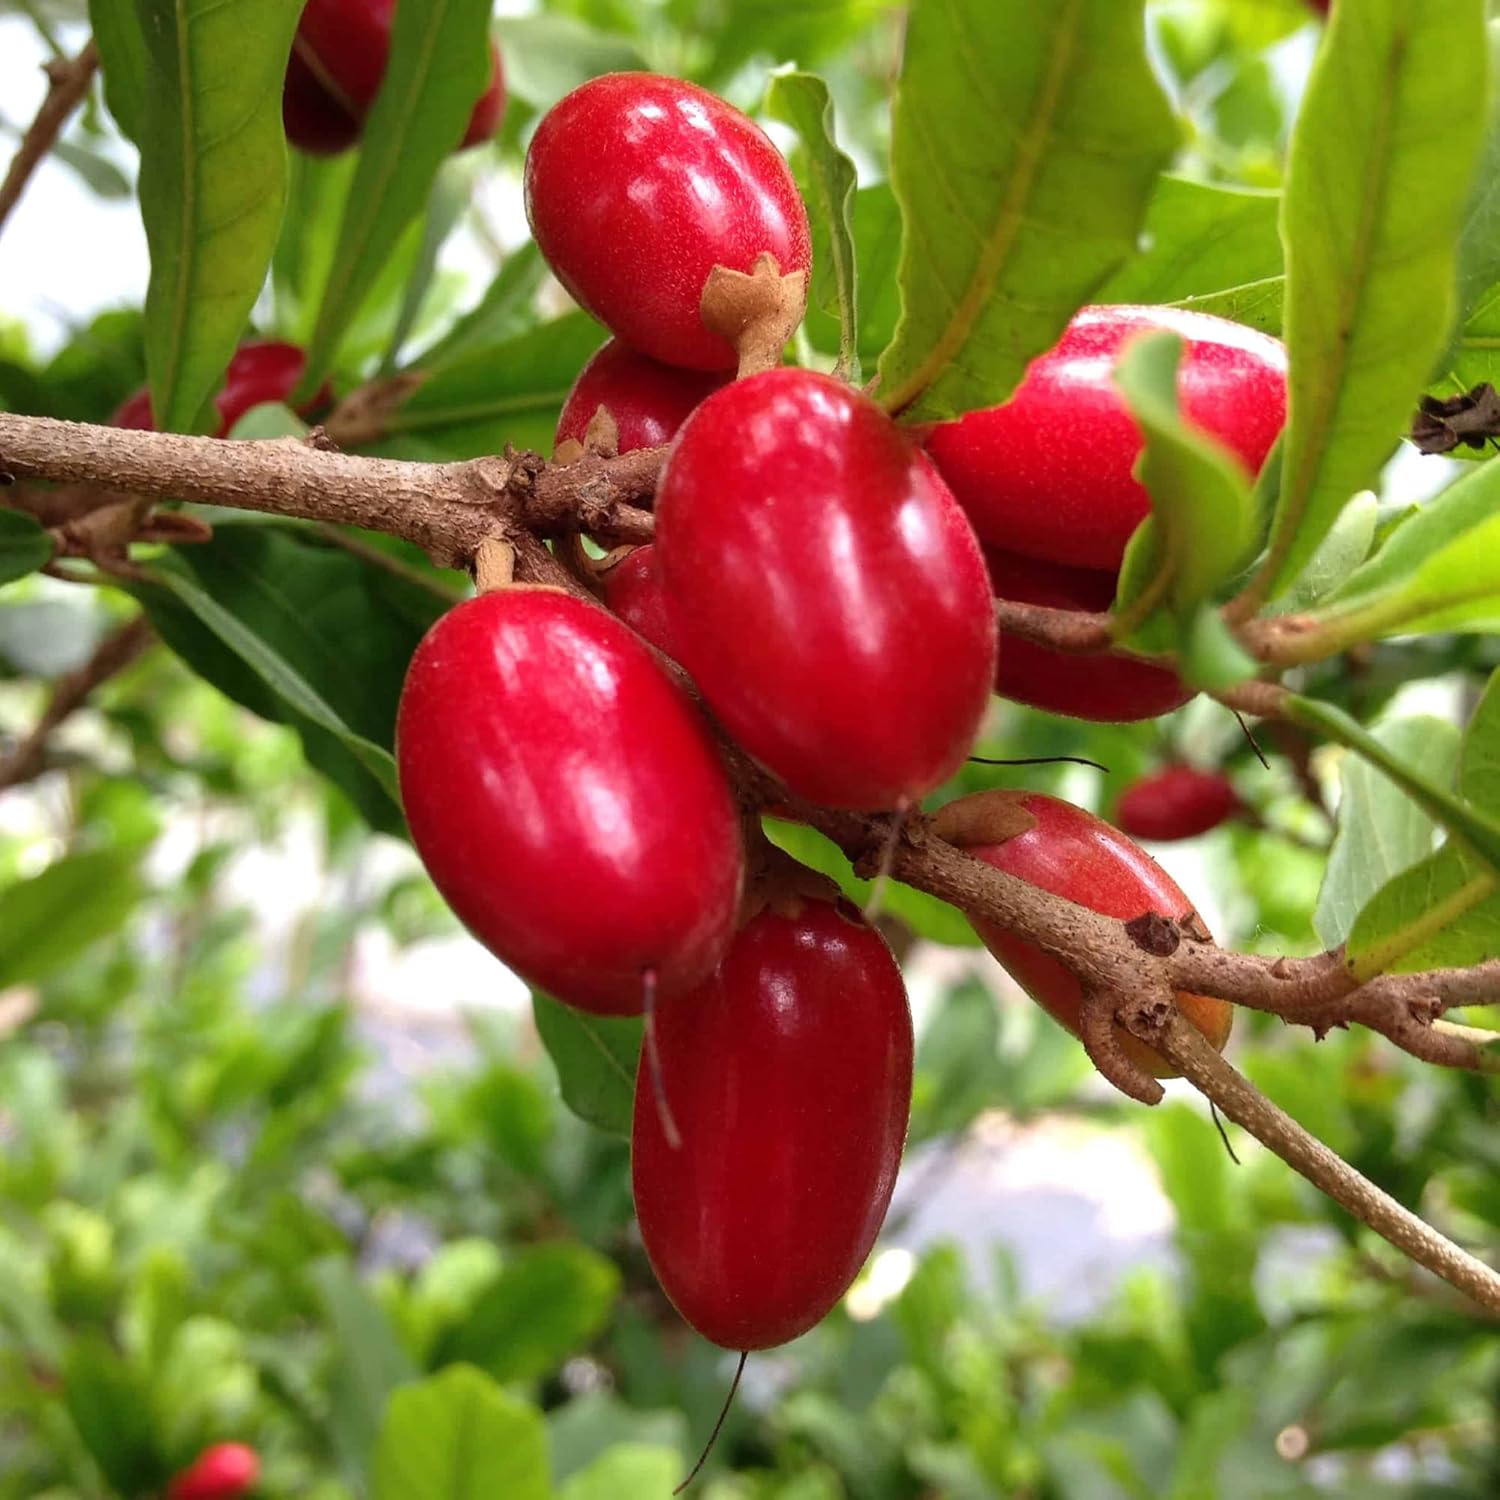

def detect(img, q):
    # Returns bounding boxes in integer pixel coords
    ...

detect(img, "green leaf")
[0,848,144,989]
[1111,331,1258,622]
[876,0,1177,422]
[61,1335,163,1494]
[415,244,546,371]
[532,992,641,1136]
[1444,22,1500,349]
[803,184,903,368]
[375,313,601,458]
[132,0,302,432]
[561,1444,681,1500]
[1346,672,1500,974]
[497,12,648,112]
[1095,175,1282,313]
[0,509,54,585]
[1313,716,1460,947]
[373,1366,550,1500]
[1255,0,1488,597]
[315,1258,419,1488]
[89,0,148,144]
[431,1243,621,1383]
[765,70,860,380]
[382,165,470,373]
[135,524,446,830]
[1270,490,1378,614]
[301,0,496,391]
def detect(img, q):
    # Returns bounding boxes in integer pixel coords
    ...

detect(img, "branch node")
[1125,911,1180,956]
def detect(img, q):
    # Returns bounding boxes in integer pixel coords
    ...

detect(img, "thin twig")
[0,39,99,238]
[0,614,154,789]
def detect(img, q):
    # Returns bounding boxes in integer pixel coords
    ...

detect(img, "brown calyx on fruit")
[930,789,1038,850]
[581,404,621,458]
[699,252,809,380]
[738,841,842,924]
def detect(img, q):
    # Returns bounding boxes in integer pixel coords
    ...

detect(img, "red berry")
[167,1442,260,1500]
[555,340,728,457]
[524,74,811,371]
[283,0,504,156]
[933,790,1233,1079]
[396,588,743,1015]
[600,545,678,661]
[111,341,326,436]
[656,368,997,811]
[633,896,913,1350]
[986,546,1193,723]
[925,306,1287,571]
[1116,766,1239,842]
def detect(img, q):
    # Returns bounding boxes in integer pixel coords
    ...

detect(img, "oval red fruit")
[986,546,1193,723]
[167,1442,260,1500]
[656,368,997,810]
[1116,766,1239,842]
[600,545,678,661]
[926,306,1287,571]
[112,341,325,436]
[934,790,1233,1079]
[525,74,811,371]
[284,0,504,156]
[396,588,743,1014]
[555,340,727,457]
[633,897,913,1349]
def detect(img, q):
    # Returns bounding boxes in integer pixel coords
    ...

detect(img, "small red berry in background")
[283,0,504,156]
[985,547,1194,723]
[925,305,1287,572]
[1116,765,1240,843]
[166,1442,259,1500]
[655,367,997,811]
[599,545,679,662]
[935,790,1233,1080]
[632,894,912,1351]
[112,342,327,436]
[554,340,728,457]
[395,589,744,1015]
[525,73,811,371]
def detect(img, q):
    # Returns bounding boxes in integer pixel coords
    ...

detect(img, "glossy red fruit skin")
[396,589,743,1015]
[985,547,1193,723]
[524,74,812,371]
[925,306,1287,571]
[600,545,678,660]
[1116,766,1239,842]
[657,368,998,810]
[935,790,1232,1080]
[166,1443,260,1500]
[633,899,913,1350]
[284,0,504,156]
[111,342,323,436]
[555,340,728,457]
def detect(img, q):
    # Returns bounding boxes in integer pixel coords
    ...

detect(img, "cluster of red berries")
[282,0,504,156]
[394,72,1280,1350]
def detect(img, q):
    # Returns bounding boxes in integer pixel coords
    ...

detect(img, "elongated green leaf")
[61,1335,161,1494]
[414,244,546,371]
[432,1244,620,1382]
[373,1367,550,1500]
[0,510,54,585]
[375,313,601,458]
[1441,22,1500,359]
[0,849,143,989]
[132,0,302,432]
[766,70,860,380]
[804,184,903,368]
[1347,675,1500,974]
[302,0,495,390]
[532,992,641,1136]
[1287,693,1500,876]
[1256,0,1488,597]
[1270,491,1377,615]
[1313,716,1460,947]
[1096,176,1282,311]
[876,0,1177,422]
[382,166,470,373]
[1111,332,1258,619]
[89,0,147,144]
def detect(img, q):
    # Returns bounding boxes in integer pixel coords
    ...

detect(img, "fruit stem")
[472,537,515,593]
[675,1350,749,1494]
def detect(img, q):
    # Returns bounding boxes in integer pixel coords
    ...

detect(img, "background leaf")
[765,70,860,379]
[0,510,54,585]
[803,183,903,369]
[88,0,147,145]
[876,0,1177,422]
[0,849,144,989]
[301,0,496,392]
[532,993,641,1136]
[1255,0,1488,597]
[132,0,302,431]
[373,1365,550,1500]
